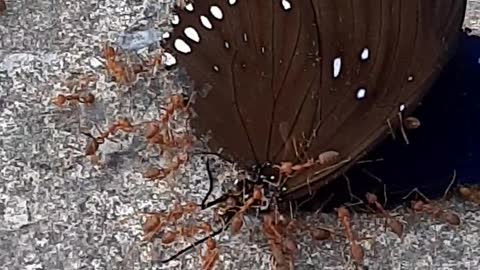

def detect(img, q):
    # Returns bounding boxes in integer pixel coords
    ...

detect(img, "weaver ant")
[337,207,364,267]
[103,43,136,85]
[459,185,480,205]
[365,193,404,238]
[52,93,95,107]
[52,74,98,108]
[81,118,136,162]
[274,150,339,178]
[411,200,460,226]
[102,42,167,85]
[143,152,189,181]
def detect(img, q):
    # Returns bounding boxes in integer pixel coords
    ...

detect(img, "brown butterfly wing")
[282,0,467,199]
[166,0,466,198]
[166,1,322,166]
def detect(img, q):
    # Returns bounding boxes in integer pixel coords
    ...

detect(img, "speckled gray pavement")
[0,1,479,270]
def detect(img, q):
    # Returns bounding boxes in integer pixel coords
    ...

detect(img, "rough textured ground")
[0,1,479,270]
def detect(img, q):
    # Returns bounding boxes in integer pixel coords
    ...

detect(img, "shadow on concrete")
[303,32,480,210]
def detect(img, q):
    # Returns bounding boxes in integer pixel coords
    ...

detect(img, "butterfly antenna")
[201,158,232,209]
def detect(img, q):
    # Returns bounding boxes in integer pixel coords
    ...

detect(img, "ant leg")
[81,131,96,140]
[155,213,234,264]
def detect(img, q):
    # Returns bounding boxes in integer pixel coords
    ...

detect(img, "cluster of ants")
[49,40,472,270]
[140,175,467,270]
[51,41,193,180]
[140,170,338,270]
[459,185,480,205]
[51,42,165,108]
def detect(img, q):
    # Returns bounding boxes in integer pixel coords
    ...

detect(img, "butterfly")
[164,0,466,202]
[154,1,468,268]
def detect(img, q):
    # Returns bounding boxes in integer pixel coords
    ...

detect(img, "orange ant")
[337,206,364,267]
[159,222,212,246]
[141,94,192,151]
[143,122,192,152]
[52,74,98,108]
[160,94,190,124]
[459,185,480,205]
[81,118,136,160]
[103,43,162,85]
[366,193,403,237]
[261,213,293,269]
[275,150,339,177]
[103,43,136,85]
[52,93,95,107]
[142,202,210,244]
[143,152,189,181]
[142,49,165,76]
[202,238,219,270]
[411,200,460,225]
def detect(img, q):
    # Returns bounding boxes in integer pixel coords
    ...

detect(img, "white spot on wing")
[213,65,220,72]
[174,38,192,54]
[184,27,200,43]
[399,103,406,112]
[224,41,230,49]
[171,14,180,25]
[185,2,194,12]
[163,52,177,66]
[361,48,369,60]
[228,0,237,5]
[162,32,171,40]
[210,6,224,20]
[333,57,342,78]
[281,0,292,10]
[356,88,366,99]
[200,15,213,29]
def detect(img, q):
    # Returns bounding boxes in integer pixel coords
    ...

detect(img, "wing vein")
[231,50,260,164]
[266,7,304,159]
